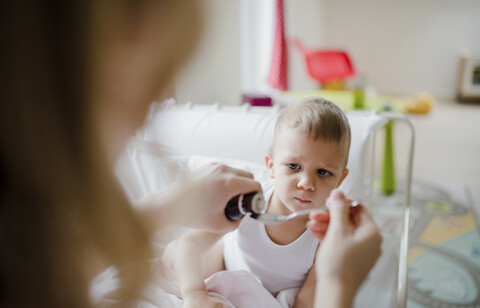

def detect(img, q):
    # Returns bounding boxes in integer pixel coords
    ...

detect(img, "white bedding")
[109,142,399,308]
[91,235,397,308]
[91,264,298,308]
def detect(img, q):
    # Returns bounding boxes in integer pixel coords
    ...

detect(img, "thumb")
[327,189,350,234]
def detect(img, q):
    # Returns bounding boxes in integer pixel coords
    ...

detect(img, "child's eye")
[317,169,332,176]
[287,163,300,170]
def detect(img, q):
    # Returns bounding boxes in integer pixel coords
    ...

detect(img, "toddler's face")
[266,128,348,214]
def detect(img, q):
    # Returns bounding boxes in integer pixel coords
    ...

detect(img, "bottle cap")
[250,193,267,214]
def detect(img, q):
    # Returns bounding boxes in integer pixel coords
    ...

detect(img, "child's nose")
[297,174,315,191]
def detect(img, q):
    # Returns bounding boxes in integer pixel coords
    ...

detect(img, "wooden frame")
[458,54,480,101]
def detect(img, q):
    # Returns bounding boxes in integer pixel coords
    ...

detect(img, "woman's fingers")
[309,210,329,222]
[326,189,351,234]
[307,220,329,232]
[226,175,263,196]
[215,163,255,179]
[306,221,328,240]
[307,210,329,241]
[309,219,329,230]
[207,163,262,196]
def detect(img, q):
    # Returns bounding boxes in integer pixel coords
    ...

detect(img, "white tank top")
[223,184,319,295]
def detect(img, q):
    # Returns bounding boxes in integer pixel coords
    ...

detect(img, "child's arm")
[163,230,226,307]
[293,253,317,308]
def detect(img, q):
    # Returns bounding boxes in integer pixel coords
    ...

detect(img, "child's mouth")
[295,197,311,204]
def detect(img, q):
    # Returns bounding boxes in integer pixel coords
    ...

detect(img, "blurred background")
[173,0,480,210]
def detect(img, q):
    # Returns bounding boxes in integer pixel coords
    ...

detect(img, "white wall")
[322,0,480,99]
[285,0,327,91]
[175,0,241,105]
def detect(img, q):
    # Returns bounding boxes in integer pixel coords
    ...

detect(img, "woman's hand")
[182,290,226,308]
[136,163,262,233]
[307,189,382,308]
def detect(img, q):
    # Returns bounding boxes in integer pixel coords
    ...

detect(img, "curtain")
[267,0,288,91]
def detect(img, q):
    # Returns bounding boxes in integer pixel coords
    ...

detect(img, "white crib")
[115,99,415,308]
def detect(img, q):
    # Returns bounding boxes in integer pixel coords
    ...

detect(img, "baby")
[163,97,351,307]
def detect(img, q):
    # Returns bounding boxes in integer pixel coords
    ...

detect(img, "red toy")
[294,38,356,82]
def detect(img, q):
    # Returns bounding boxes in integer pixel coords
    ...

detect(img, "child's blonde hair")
[271,97,351,167]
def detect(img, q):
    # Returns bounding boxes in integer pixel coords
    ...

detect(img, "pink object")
[294,39,356,82]
[242,94,272,107]
[268,0,288,91]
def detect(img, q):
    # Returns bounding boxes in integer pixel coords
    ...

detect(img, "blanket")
[91,265,298,308]
[91,230,398,308]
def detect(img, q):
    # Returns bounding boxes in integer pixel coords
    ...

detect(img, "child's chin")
[291,204,312,212]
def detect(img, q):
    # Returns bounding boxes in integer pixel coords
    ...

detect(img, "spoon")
[251,200,361,225]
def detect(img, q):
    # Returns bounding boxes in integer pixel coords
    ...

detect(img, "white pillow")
[143,101,278,166]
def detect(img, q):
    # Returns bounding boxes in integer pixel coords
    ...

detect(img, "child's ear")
[265,154,275,179]
[336,168,349,187]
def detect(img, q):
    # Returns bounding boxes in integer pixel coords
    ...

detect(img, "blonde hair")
[0,1,201,307]
[271,97,351,166]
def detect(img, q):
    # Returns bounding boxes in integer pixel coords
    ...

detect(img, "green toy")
[382,102,396,195]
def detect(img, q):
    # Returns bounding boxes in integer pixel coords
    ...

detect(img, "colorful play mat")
[373,180,480,307]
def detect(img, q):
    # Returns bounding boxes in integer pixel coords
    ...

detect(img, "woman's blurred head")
[88,1,203,161]
[0,1,202,306]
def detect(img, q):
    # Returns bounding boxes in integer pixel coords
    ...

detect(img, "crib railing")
[381,113,415,308]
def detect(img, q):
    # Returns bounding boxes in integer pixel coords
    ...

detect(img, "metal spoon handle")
[283,205,328,220]
[253,199,361,225]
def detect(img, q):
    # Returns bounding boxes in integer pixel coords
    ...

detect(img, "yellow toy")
[402,92,435,114]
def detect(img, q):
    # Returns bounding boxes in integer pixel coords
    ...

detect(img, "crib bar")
[382,112,415,308]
